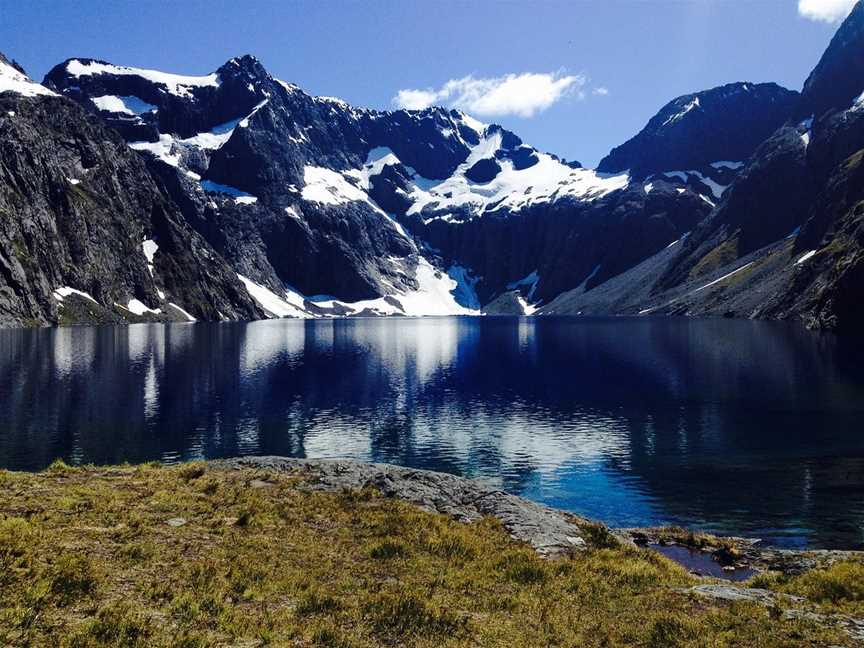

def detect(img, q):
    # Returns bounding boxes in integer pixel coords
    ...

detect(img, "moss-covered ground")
[0,461,857,646]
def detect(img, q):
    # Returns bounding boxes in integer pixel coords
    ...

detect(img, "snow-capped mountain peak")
[34,53,786,320]
[0,54,57,98]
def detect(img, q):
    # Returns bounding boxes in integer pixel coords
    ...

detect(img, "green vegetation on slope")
[0,461,854,646]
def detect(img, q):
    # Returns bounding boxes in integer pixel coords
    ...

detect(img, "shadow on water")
[1,316,864,549]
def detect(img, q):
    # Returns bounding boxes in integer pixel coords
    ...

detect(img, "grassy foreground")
[0,462,858,647]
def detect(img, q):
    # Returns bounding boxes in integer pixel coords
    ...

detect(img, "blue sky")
[0,0,851,166]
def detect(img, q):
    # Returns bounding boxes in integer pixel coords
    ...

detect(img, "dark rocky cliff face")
[0,56,263,327]
[7,10,864,329]
[43,54,763,315]
[798,0,864,121]
[598,83,798,180]
[542,2,864,332]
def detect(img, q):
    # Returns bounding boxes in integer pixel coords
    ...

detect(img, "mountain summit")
[3,5,864,330]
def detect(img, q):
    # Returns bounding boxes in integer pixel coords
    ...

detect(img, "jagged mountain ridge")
[543,0,864,332]
[0,54,264,327]
[40,53,794,317]
[598,82,799,180]
[4,27,849,328]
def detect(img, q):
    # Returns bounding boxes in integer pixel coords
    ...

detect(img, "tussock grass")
[0,463,849,646]
[756,561,864,617]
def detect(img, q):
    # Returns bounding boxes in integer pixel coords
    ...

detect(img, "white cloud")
[592,86,610,97]
[392,71,586,118]
[392,88,439,111]
[798,0,857,23]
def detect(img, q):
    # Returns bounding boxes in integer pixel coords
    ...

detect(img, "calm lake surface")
[2,316,863,549]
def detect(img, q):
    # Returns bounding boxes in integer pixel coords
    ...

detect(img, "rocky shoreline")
[215,456,862,576]
[211,456,864,643]
[214,456,592,557]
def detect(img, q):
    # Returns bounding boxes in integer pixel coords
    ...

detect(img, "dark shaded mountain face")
[544,1,864,332]
[798,0,864,121]
[0,55,263,327]
[598,83,798,180]
[7,28,853,327]
[41,54,761,316]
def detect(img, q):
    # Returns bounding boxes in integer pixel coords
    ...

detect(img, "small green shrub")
[369,539,409,560]
[48,553,98,605]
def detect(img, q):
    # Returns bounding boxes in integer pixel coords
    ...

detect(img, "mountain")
[4,10,857,329]
[598,82,798,180]
[40,53,797,317]
[0,53,263,327]
[543,0,864,332]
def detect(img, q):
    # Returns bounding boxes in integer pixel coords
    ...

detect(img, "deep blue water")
[1,316,864,549]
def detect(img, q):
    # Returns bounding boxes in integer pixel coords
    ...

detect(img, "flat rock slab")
[166,517,187,527]
[681,584,803,605]
[214,456,589,556]
[249,479,274,489]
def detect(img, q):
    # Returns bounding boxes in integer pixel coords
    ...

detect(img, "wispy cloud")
[392,71,586,118]
[798,0,856,23]
[592,87,609,97]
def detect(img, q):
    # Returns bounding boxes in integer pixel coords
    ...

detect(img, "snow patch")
[458,112,487,135]
[129,134,180,167]
[662,96,700,127]
[125,299,161,316]
[406,137,628,217]
[796,250,817,265]
[239,99,268,128]
[311,258,479,317]
[710,161,744,170]
[399,259,477,316]
[276,79,299,93]
[91,95,157,115]
[238,274,308,319]
[180,118,240,149]
[693,262,753,294]
[142,239,158,276]
[0,59,58,98]
[316,95,349,108]
[799,118,813,148]
[169,303,197,322]
[344,134,626,224]
[663,170,728,199]
[66,59,219,99]
[67,178,81,185]
[302,166,369,205]
[53,287,98,304]
[178,100,267,151]
[201,180,258,204]
[516,294,538,315]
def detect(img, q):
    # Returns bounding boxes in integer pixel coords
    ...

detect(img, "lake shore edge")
[213,456,863,573]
